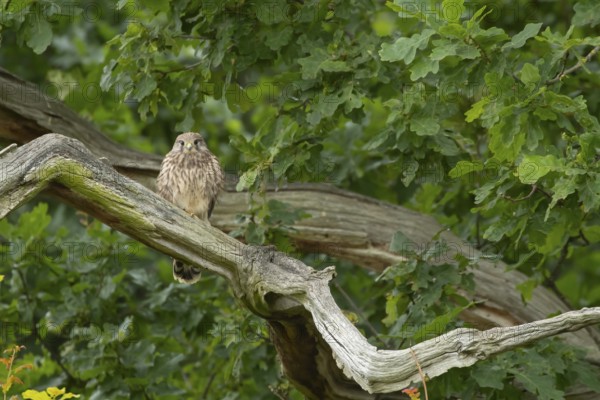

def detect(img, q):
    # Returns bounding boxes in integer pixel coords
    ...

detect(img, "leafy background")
[1,0,600,398]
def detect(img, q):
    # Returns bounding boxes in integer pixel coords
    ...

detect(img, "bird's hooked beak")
[184,142,193,151]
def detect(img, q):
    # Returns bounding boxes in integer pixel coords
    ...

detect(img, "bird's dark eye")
[194,139,201,145]
[177,140,184,146]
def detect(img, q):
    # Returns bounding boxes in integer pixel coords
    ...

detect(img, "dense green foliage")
[1,0,600,398]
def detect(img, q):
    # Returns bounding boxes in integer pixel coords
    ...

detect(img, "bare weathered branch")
[0,68,162,188]
[1,66,599,364]
[1,134,600,399]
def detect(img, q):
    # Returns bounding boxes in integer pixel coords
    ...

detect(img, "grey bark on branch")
[2,134,600,399]
[0,68,162,187]
[1,67,600,361]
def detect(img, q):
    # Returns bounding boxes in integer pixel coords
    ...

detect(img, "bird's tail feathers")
[172,259,202,284]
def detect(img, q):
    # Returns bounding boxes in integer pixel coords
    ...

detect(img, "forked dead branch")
[1,134,599,399]
[1,67,599,360]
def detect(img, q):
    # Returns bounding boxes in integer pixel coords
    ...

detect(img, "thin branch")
[549,239,571,283]
[547,227,592,285]
[544,239,572,307]
[409,348,428,400]
[502,185,538,202]
[502,184,551,202]
[201,371,218,399]
[15,266,83,387]
[544,226,595,307]
[547,45,600,84]
[579,229,590,246]
[466,35,490,64]
[536,186,553,199]
[174,34,211,41]
[35,330,84,387]
[475,213,481,249]
[153,61,204,77]
[333,282,390,347]
[0,143,17,157]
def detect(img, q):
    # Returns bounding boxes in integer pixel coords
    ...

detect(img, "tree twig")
[201,371,218,399]
[153,61,204,77]
[15,267,83,387]
[502,184,537,202]
[544,239,572,307]
[409,348,428,400]
[0,143,17,157]
[333,282,390,347]
[547,45,600,84]
[174,34,211,41]
[466,35,490,64]
[502,184,552,203]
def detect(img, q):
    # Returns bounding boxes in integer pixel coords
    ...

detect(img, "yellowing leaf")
[22,389,52,400]
[465,98,489,122]
[46,387,66,397]
[59,392,80,399]
[22,388,78,400]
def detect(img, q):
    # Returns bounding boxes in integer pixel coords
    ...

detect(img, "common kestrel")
[156,132,224,283]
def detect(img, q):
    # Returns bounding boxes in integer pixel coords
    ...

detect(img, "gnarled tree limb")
[1,66,599,363]
[211,187,600,356]
[1,134,600,399]
[0,68,162,188]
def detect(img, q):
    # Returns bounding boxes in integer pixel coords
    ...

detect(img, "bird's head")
[172,132,206,153]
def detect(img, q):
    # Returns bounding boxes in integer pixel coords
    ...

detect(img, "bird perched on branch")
[156,132,224,284]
